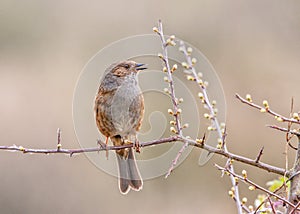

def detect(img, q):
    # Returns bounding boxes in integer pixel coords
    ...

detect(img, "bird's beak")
[135,63,147,71]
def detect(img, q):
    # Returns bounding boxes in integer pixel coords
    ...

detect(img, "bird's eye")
[124,64,130,69]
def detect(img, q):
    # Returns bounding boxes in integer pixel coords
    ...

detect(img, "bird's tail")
[111,136,143,194]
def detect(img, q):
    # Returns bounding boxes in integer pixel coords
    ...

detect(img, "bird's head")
[110,60,147,77]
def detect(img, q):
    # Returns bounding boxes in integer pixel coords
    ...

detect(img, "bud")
[171,64,178,72]
[246,94,252,102]
[242,170,247,178]
[163,88,170,94]
[167,109,173,115]
[176,108,182,114]
[263,100,269,108]
[163,67,167,72]
[191,58,197,65]
[170,120,176,125]
[163,76,169,82]
[170,127,177,133]
[234,177,239,185]
[152,27,159,33]
[293,112,300,120]
[276,117,283,122]
[217,138,223,144]
[179,46,184,52]
[169,40,176,46]
[198,92,204,100]
[158,53,163,59]
[242,197,247,204]
[248,186,255,191]
[260,108,266,113]
[181,62,189,69]
[204,113,210,119]
[186,75,195,81]
[198,79,204,86]
[214,108,218,114]
[187,47,193,54]
[182,123,189,128]
[196,138,203,144]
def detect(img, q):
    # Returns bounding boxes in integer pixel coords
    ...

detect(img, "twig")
[235,94,300,125]
[268,125,299,151]
[289,201,300,214]
[180,39,243,213]
[267,196,277,214]
[216,164,299,211]
[57,128,61,151]
[165,138,189,178]
[155,20,186,178]
[268,125,300,137]
[255,146,264,163]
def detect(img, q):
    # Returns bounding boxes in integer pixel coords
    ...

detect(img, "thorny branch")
[216,165,300,212]
[0,132,287,176]
[236,93,300,213]
[155,20,186,178]
[179,36,243,213]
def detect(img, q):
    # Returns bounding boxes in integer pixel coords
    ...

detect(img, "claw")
[134,139,141,153]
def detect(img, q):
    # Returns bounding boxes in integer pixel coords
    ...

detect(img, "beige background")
[0,0,300,213]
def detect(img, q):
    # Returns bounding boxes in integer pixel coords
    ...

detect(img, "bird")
[94,60,146,194]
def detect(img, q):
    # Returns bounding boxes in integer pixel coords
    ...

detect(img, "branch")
[287,136,300,213]
[0,136,178,157]
[154,20,186,178]
[0,132,287,176]
[179,38,243,213]
[268,125,300,136]
[216,165,300,212]
[235,93,300,125]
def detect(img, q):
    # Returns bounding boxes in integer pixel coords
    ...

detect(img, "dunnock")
[94,60,146,194]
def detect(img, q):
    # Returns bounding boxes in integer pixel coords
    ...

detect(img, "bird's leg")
[97,137,109,160]
[133,135,141,153]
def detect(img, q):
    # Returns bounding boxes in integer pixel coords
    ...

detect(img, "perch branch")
[0,133,287,176]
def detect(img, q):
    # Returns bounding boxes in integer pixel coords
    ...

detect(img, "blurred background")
[0,0,300,213]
